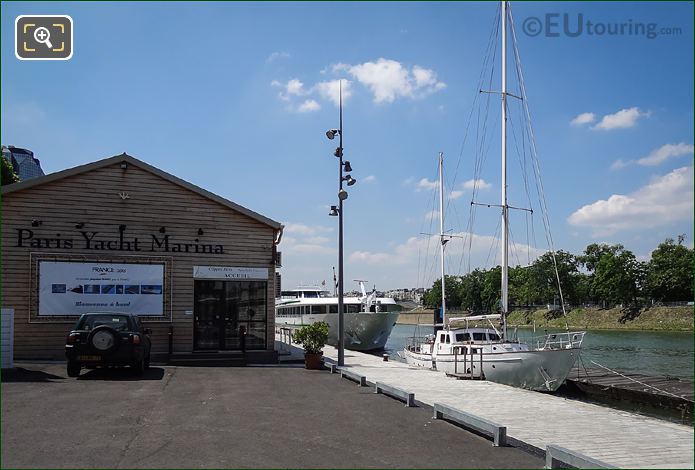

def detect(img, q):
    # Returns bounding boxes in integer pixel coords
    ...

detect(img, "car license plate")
[78,355,101,361]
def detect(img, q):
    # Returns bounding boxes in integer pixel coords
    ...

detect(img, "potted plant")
[292,321,329,370]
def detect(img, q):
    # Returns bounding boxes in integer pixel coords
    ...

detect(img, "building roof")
[1,153,282,230]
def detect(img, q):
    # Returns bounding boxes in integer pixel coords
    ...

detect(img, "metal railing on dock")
[451,345,484,380]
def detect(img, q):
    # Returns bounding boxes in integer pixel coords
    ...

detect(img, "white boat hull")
[404,346,579,392]
[277,312,400,351]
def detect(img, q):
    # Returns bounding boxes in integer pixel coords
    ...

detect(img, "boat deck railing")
[536,331,586,350]
[405,335,434,352]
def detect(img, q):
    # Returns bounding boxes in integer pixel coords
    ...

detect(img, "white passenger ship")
[276,282,401,351]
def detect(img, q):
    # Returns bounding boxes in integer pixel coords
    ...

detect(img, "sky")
[2,1,693,291]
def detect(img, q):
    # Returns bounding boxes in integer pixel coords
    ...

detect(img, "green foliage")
[423,275,463,309]
[424,237,693,312]
[292,321,329,354]
[646,237,694,301]
[1,157,19,185]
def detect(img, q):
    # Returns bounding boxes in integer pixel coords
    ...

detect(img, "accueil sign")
[16,227,225,254]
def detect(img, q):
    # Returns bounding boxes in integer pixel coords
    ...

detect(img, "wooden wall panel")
[2,161,278,359]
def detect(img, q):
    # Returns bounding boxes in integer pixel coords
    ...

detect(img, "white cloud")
[349,251,395,264]
[448,190,465,200]
[363,175,376,183]
[340,58,446,103]
[610,143,694,170]
[272,58,444,112]
[314,79,353,107]
[462,179,492,190]
[279,223,335,256]
[286,79,305,95]
[416,178,438,191]
[570,112,596,126]
[610,159,628,170]
[402,177,415,186]
[636,143,694,166]
[592,107,649,131]
[425,210,440,221]
[283,223,333,235]
[348,231,545,268]
[297,99,320,113]
[567,166,694,236]
[305,236,331,244]
[266,51,290,63]
[271,78,308,104]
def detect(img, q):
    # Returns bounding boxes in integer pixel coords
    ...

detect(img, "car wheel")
[67,360,81,377]
[144,354,151,369]
[87,325,121,355]
[132,358,145,376]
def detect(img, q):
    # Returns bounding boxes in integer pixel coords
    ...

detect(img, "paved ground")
[1,363,542,469]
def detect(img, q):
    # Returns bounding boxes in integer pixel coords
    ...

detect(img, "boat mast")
[500,0,509,340]
[438,152,446,326]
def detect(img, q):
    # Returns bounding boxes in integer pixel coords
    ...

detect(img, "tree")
[458,269,485,312]
[580,243,624,272]
[481,266,501,311]
[527,251,580,306]
[423,275,463,309]
[646,237,694,301]
[592,248,641,305]
[1,157,18,185]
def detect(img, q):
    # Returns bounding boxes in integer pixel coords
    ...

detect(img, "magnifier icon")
[33,27,53,49]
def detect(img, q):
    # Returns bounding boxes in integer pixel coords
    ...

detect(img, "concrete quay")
[320,345,695,469]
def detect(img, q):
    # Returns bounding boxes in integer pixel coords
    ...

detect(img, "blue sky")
[3,1,693,290]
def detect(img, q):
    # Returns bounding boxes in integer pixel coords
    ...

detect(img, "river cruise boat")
[276,282,401,351]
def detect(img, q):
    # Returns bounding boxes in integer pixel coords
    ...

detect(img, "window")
[79,315,131,332]
[472,332,486,341]
[488,333,500,341]
[455,332,471,342]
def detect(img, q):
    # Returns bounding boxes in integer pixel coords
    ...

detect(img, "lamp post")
[326,80,356,367]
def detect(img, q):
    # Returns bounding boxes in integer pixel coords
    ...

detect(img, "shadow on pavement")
[76,367,166,381]
[1,367,66,383]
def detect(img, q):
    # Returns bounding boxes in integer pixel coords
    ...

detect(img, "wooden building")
[1,154,283,362]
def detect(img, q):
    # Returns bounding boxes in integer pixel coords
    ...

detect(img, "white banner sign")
[39,262,164,316]
[193,266,268,280]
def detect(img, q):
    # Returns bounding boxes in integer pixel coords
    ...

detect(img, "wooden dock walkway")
[320,345,694,469]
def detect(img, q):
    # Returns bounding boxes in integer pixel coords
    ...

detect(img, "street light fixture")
[324,79,356,367]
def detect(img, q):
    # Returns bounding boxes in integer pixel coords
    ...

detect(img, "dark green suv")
[65,313,152,377]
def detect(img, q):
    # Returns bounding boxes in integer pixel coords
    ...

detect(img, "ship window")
[310,305,324,314]
[487,333,500,341]
[439,333,446,343]
[346,304,361,313]
[303,291,318,298]
[445,334,450,344]
[455,332,471,342]
[472,332,486,341]
[329,305,338,314]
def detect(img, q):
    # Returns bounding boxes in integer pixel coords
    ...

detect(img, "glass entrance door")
[194,280,268,350]
[193,280,224,349]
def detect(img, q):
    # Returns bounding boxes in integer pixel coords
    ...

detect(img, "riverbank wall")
[397,306,693,331]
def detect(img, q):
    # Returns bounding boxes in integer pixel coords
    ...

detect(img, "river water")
[383,324,694,381]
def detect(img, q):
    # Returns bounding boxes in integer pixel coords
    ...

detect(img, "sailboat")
[402,1,586,392]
